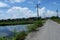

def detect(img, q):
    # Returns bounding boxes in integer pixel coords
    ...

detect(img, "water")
[0,25,28,37]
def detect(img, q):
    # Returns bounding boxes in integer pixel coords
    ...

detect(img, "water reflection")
[0,25,27,37]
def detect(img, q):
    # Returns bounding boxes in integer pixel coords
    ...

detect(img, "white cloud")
[0,6,59,19]
[7,6,56,19]
[9,0,25,3]
[0,2,9,7]
[46,10,57,17]
[39,7,58,18]
[7,6,36,19]
[0,11,12,19]
[39,7,46,18]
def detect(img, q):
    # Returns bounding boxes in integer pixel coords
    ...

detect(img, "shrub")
[27,24,38,32]
[16,31,27,40]
[0,37,8,40]
[27,20,43,32]
[34,20,43,27]
[51,16,57,19]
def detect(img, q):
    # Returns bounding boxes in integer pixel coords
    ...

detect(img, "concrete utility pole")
[36,4,40,17]
[56,9,58,18]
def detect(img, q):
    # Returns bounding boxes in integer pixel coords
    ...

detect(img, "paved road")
[25,20,60,40]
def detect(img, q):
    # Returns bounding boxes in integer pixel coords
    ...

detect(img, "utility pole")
[56,9,58,18]
[36,4,40,17]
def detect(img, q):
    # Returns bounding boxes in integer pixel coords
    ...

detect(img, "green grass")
[51,16,60,23]
[0,21,34,26]
[27,19,45,32]
[0,17,42,26]
[0,19,41,26]
[0,19,45,40]
[16,31,28,40]
[0,31,28,40]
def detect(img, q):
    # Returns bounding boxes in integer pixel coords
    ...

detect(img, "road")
[25,20,60,40]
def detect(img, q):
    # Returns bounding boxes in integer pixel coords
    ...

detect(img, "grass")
[0,19,45,40]
[0,31,28,40]
[51,16,60,23]
[0,17,41,26]
[27,19,45,32]
[16,31,28,40]
[0,21,34,26]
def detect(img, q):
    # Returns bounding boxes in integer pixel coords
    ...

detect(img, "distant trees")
[0,17,42,26]
[0,17,41,22]
[51,16,57,19]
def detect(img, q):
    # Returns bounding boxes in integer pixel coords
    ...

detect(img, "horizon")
[0,0,60,19]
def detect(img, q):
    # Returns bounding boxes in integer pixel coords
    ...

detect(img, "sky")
[0,0,60,19]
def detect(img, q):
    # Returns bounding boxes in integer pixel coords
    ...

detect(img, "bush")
[51,16,57,19]
[16,31,27,40]
[27,20,43,32]
[34,20,43,27]
[27,24,38,32]
[0,37,8,40]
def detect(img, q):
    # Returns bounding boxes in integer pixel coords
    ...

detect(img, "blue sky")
[0,0,60,19]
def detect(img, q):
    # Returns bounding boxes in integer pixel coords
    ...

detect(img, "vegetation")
[0,17,46,40]
[0,37,7,40]
[51,16,58,19]
[0,17,41,26]
[16,31,28,40]
[0,31,28,40]
[51,16,60,23]
[27,19,45,32]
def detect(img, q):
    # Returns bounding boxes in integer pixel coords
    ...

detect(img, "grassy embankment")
[0,17,42,26]
[51,16,60,24]
[27,19,45,32]
[0,31,28,40]
[0,19,46,40]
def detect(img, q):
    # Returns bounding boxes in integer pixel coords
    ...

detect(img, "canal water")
[0,25,28,37]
